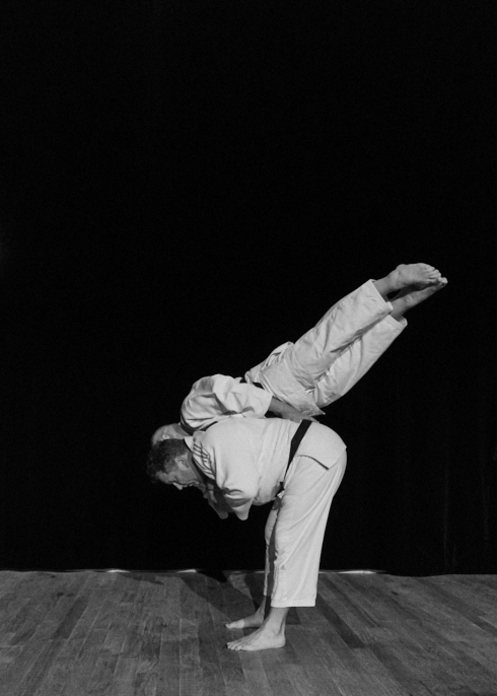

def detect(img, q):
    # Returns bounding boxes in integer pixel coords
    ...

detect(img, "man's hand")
[204,483,233,519]
[268,397,317,423]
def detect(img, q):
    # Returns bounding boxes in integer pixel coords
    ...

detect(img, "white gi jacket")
[184,417,346,520]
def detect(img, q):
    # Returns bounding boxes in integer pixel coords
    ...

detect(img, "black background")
[1,1,495,574]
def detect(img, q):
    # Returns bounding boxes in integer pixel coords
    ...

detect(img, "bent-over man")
[147,416,347,651]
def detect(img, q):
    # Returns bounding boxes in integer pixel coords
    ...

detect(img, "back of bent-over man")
[149,416,347,651]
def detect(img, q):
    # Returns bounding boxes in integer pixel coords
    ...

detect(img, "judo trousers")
[263,450,347,607]
[247,279,406,413]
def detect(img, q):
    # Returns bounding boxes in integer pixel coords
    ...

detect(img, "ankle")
[262,618,285,636]
[255,604,265,619]
[373,276,392,300]
[264,606,289,633]
[390,296,408,319]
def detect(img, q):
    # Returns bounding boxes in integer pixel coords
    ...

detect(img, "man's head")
[146,438,205,491]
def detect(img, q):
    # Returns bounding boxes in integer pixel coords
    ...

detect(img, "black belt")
[280,420,313,490]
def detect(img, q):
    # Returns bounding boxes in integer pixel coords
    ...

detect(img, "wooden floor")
[0,570,496,696]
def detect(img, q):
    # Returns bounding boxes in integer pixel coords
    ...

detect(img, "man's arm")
[204,485,250,521]
[204,484,233,520]
[200,420,260,521]
[181,375,273,431]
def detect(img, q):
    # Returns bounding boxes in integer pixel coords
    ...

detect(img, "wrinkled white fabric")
[185,418,345,520]
[264,451,347,607]
[246,279,406,416]
[181,375,272,432]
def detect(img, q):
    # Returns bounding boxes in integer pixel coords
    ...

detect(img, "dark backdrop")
[1,1,495,574]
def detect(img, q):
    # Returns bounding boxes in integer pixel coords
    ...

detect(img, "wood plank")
[368,641,444,696]
[318,573,379,631]
[84,573,144,695]
[132,613,161,696]
[225,573,276,696]
[107,574,158,696]
[258,646,301,696]
[2,573,59,645]
[196,575,229,696]
[155,574,181,696]
[351,647,415,696]
[306,625,392,696]
[1,570,497,696]
[284,625,347,696]
[57,573,122,696]
[422,575,497,634]
[0,572,90,695]
[385,607,497,694]
[355,575,497,695]
[205,572,251,696]
[31,571,112,696]
[127,573,170,696]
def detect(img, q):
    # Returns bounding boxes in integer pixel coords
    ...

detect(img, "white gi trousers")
[245,279,407,416]
[263,450,347,607]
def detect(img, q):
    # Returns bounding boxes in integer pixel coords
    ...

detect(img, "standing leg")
[225,503,278,630]
[227,450,347,651]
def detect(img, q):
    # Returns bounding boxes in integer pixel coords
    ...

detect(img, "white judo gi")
[175,279,406,434]
[185,417,347,608]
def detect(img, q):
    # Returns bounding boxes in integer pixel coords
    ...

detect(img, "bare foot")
[225,607,265,629]
[387,264,441,292]
[391,277,448,318]
[374,264,442,300]
[226,624,286,651]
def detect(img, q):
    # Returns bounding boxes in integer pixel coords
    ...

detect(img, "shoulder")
[203,417,260,445]
[205,416,246,438]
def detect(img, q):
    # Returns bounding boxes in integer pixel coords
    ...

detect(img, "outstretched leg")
[390,277,448,319]
[245,264,444,415]
[311,272,447,408]
[311,313,406,408]
[271,279,394,391]
[284,265,442,389]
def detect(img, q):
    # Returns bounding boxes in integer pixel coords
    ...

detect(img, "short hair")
[146,438,187,483]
